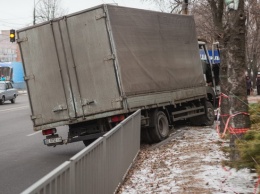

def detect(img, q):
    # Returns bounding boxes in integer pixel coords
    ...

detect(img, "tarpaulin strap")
[254,176,260,194]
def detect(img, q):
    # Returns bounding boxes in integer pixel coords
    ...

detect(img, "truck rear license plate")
[44,137,63,145]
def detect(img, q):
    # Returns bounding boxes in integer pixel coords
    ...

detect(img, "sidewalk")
[118,126,258,193]
[247,88,260,103]
[248,95,260,104]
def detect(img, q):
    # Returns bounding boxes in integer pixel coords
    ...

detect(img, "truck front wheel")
[202,101,215,126]
[149,110,169,143]
[190,101,214,126]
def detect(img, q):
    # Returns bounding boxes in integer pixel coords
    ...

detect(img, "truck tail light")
[42,128,57,136]
[110,115,125,123]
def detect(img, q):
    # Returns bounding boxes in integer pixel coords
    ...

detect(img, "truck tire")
[190,101,214,126]
[189,116,203,126]
[149,110,170,143]
[202,101,215,126]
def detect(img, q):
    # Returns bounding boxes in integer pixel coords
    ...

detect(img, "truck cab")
[198,41,220,107]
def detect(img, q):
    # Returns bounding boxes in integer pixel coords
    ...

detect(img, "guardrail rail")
[21,109,141,194]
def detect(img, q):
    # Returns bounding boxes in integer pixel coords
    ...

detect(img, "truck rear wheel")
[149,110,169,143]
[190,101,214,126]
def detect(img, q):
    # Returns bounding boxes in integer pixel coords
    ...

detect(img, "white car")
[0,81,18,105]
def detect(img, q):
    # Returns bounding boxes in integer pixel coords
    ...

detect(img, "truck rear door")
[62,7,122,117]
[18,26,73,126]
[17,6,122,128]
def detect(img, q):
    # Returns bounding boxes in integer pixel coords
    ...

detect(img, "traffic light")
[10,29,15,43]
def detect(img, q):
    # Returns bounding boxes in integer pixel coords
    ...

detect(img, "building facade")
[0,30,21,62]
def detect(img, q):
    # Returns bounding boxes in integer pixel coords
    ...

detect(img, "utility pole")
[224,0,249,161]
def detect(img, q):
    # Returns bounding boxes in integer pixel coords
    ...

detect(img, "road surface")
[0,94,85,194]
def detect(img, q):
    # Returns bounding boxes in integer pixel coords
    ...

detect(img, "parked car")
[0,81,18,105]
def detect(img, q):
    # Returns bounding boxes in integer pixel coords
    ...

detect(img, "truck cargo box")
[17,4,206,131]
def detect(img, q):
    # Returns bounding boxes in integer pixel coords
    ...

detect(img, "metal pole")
[33,0,41,25]
[33,0,36,25]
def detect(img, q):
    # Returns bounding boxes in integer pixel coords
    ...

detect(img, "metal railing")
[21,110,141,194]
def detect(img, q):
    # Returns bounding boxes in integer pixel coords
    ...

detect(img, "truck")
[199,41,220,107]
[17,4,215,147]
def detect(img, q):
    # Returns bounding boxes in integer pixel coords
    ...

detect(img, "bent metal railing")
[21,110,141,194]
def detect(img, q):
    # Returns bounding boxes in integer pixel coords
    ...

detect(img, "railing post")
[70,159,75,194]
[103,137,107,194]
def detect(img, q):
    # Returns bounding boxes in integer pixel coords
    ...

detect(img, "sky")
[0,0,158,31]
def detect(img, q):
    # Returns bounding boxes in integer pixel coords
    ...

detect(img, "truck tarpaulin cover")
[107,5,205,96]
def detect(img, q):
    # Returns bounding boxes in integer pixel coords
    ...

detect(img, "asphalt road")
[0,94,85,194]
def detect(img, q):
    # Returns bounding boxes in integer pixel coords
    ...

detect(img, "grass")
[233,103,260,174]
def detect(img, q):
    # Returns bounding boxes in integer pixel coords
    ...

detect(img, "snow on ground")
[117,126,259,194]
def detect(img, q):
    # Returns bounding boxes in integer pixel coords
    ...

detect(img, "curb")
[18,90,27,94]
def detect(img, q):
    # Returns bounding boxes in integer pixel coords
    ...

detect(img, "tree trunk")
[225,0,250,160]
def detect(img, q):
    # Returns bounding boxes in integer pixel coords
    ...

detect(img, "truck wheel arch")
[206,86,216,106]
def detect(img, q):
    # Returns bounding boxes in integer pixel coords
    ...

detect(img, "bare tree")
[246,0,260,87]
[191,1,217,42]
[34,0,68,24]
[142,0,197,13]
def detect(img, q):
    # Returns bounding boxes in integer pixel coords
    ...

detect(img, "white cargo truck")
[17,4,215,146]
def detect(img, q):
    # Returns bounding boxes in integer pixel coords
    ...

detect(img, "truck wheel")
[149,110,169,143]
[202,101,215,126]
[190,101,214,126]
[189,116,203,126]
[0,96,4,105]
[141,127,153,144]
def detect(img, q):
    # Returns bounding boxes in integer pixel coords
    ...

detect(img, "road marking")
[27,131,41,136]
[0,106,28,112]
